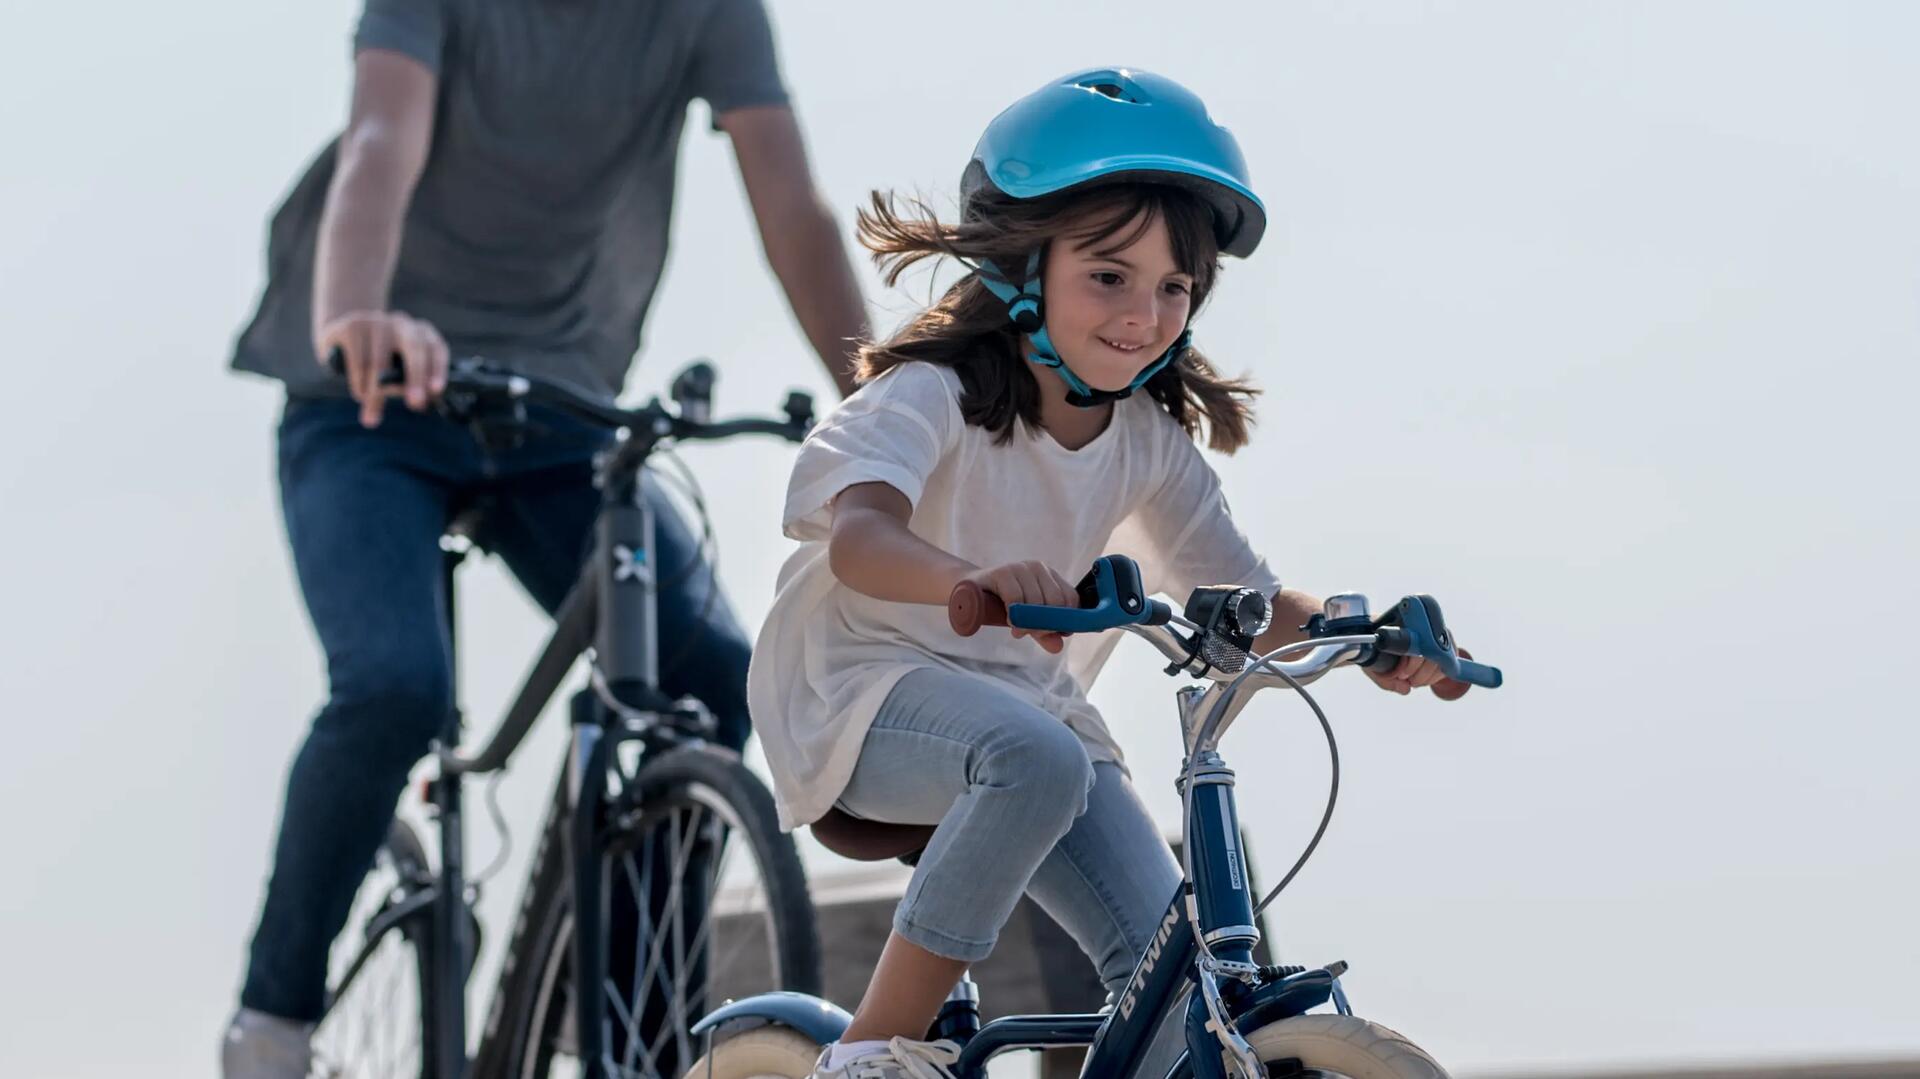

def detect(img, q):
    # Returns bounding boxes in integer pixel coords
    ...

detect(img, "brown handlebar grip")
[948,581,1009,637]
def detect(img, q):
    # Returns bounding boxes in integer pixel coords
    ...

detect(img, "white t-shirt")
[747,361,1282,831]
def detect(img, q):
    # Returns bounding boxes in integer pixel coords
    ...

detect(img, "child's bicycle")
[682,554,1503,1078]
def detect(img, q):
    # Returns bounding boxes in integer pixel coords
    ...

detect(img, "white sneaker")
[220,1008,315,1079]
[811,1036,962,1079]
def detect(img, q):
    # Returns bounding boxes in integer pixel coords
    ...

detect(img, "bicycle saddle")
[810,808,934,865]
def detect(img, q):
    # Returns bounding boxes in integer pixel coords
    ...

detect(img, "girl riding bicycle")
[746,68,1473,1079]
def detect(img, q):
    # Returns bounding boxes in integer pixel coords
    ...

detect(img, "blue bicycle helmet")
[960,68,1267,406]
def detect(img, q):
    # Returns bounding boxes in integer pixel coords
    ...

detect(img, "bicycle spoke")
[679,818,756,1020]
[600,800,730,1078]
[317,908,425,1079]
[619,834,658,1074]
[371,949,388,1071]
[656,802,729,1059]
[616,806,703,1078]
[708,911,770,1004]
[667,805,703,1068]
[631,809,697,1071]
[670,847,728,1017]
[604,971,662,1078]
[705,830,777,1002]
[628,819,686,1023]
[527,767,808,1079]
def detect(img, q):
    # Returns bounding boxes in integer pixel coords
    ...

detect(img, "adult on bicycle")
[221,1,868,1074]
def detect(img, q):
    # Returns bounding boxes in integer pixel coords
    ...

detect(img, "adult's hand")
[316,310,448,428]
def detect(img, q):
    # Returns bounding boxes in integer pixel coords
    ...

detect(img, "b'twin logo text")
[1118,907,1182,1019]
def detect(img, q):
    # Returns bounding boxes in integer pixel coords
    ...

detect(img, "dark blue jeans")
[241,396,755,1021]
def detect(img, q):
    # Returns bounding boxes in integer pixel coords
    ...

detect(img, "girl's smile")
[1041,209,1194,394]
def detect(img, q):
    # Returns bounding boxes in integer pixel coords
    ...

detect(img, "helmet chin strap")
[977,253,1190,409]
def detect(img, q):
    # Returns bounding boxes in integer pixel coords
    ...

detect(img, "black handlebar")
[323,348,814,445]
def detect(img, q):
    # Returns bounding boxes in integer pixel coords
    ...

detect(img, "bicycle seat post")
[430,509,485,1079]
[439,504,487,743]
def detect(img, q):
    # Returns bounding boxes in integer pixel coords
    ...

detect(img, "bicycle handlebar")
[947,581,1010,638]
[949,556,1172,637]
[947,554,1504,691]
[324,350,815,446]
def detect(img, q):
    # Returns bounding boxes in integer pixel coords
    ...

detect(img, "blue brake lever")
[1392,596,1503,688]
[1007,556,1162,634]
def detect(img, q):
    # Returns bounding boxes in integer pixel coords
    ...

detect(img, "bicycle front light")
[1183,585,1272,646]
[1226,588,1272,639]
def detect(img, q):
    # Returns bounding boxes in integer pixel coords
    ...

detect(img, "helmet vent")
[1073,71,1148,105]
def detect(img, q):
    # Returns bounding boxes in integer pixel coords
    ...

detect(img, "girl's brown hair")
[854,183,1259,453]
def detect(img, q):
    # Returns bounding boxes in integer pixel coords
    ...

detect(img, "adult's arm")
[312,48,446,423]
[720,104,868,398]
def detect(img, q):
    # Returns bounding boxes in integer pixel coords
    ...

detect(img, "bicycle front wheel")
[1185,1014,1450,1079]
[312,818,437,1079]
[485,745,820,1079]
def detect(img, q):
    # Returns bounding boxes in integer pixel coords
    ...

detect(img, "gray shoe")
[221,1008,315,1079]
[811,1037,962,1079]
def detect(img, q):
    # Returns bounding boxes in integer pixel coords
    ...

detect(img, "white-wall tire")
[679,1025,823,1079]
[1225,1013,1448,1078]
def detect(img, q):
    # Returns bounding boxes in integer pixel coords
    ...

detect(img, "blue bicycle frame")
[696,751,1335,1079]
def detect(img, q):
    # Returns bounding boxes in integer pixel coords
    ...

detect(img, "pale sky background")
[1,1,1916,1076]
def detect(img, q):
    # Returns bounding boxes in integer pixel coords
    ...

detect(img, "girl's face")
[1039,209,1194,393]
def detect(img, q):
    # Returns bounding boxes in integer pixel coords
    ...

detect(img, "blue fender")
[690,991,852,1047]
[1175,970,1339,1077]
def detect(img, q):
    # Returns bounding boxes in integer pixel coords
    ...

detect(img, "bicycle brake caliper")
[1196,956,1264,1079]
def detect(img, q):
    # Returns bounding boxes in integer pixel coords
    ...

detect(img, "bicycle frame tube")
[1061,887,1196,1079]
[569,458,664,1078]
[568,718,615,1074]
[596,464,659,692]
[432,543,473,1079]
[1183,753,1259,966]
[445,564,596,777]
[1034,749,1261,1079]
[432,744,471,1079]
[952,1015,1107,1075]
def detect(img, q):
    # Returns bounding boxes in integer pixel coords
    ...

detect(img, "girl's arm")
[828,482,975,605]
[828,481,1080,651]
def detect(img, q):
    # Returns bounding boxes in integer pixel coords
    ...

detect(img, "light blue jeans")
[836,667,1184,998]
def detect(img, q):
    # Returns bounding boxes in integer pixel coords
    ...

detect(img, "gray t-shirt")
[231,0,789,399]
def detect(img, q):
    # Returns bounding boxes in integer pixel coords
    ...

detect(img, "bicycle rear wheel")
[481,745,820,1079]
[311,818,437,1079]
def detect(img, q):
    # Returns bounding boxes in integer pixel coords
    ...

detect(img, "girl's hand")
[1365,647,1477,700]
[959,561,1079,654]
